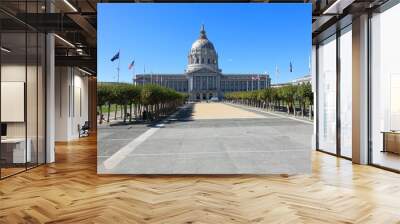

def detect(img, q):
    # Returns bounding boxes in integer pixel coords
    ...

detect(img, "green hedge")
[97,83,188,124]
[225,83,313,116]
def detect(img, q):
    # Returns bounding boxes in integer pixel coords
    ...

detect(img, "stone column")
[352,14,369,164]
[46,28,55,163]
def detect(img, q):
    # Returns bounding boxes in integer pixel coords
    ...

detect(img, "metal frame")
[315,21,353,161]
[0,0,47,180]
[25,3,28,171]
[36,1,39,167]
[0,21,2,179]
[367,10,373,165]
[336,25,341,158]
[315,44,320,151]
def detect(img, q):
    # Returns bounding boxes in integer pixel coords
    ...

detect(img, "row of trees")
[224,83,313,118]
[97,83,188,124]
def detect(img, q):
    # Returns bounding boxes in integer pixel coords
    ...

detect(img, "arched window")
[196,58,199,64]
[201,58,204,64]
[208,58,210,64]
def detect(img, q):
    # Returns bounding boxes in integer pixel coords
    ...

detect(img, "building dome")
[186,25,219,73]
[191,38,215,51]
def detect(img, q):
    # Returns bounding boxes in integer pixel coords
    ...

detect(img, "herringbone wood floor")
[1,135,400,224]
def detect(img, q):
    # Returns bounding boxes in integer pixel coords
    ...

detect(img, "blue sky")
[98,3,311,84]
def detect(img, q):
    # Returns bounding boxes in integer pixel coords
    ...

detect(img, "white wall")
[71,72,89,138]
[55,67,89,141]
[55,67,69,141]
[1,63,46,164]
[1,82,25,122]
[1,65,26,130]
[1,65,40,138]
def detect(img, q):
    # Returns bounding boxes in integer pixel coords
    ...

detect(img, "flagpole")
[117,49,120,83]
[132,61,135,85]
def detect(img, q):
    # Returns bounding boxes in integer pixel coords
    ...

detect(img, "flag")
[128,60,135,70]
[289,62,293,72]
[275,65,280,81]
[110,51,120,62]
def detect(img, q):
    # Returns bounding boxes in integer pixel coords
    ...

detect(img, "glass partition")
[27,31,38,169]
[317,34,337,154]
[370,3,400,171]
[1,31,28,177]
[339,26,352,158]
[38,32,45,165]
[0,1,46,179]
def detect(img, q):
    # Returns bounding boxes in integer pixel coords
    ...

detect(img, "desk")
[382,131,400,154]
[1,138,31,163]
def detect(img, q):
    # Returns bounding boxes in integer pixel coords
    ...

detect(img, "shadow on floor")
[108,103,195,128]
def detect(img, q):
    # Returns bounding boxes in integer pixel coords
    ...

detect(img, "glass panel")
[0,22,1,178]
[1,31,27,177]
[0,1,46,178]
[27,31,38,169]
[317,35,337,154]
[26,0,40,169]
[371,3,400,171]
[339,26,352,158]
[38,32,45,165]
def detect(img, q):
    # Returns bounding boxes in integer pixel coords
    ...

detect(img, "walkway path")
[98,102,313,174]
[193,102,264,120]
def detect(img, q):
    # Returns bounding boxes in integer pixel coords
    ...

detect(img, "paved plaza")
[98,102,312,174]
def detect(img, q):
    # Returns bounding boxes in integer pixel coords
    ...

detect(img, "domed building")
[134,25,271,101]
[186,24,220,74]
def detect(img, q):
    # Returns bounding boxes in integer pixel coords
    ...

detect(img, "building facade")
[134,25,271,100]
[271,74,311,88]
[291,74,311,85]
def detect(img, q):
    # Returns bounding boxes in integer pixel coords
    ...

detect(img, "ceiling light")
[1,47,11,53]
[76,48,85,55]
[63,0,78,12]
[54,34,75,48]
[323,0,355,15]
[78,67,92,76]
